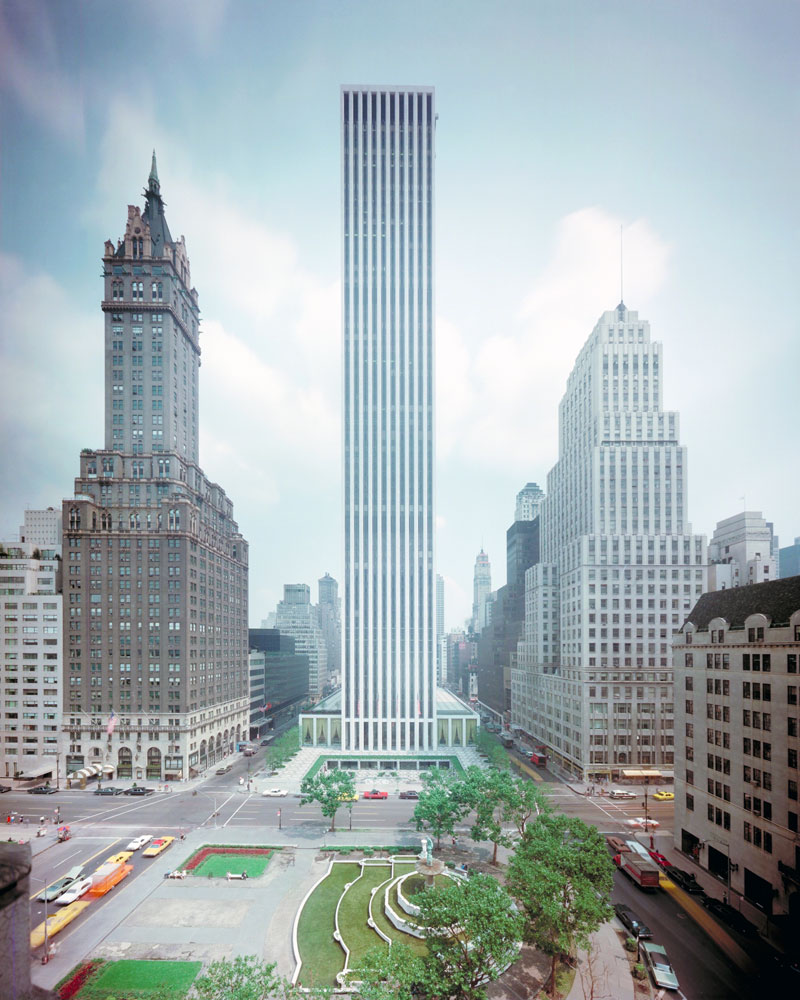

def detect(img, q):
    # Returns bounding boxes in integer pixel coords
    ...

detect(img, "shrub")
[625,936,637,953]
[634,963,646,980]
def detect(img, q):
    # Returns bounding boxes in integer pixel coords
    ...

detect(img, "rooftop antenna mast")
[620,223,624,303]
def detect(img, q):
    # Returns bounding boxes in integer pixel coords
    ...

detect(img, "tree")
[300,768,357,831]
[457,766,513,865]
[502,773,549,839]
[412,770,466,848]
[192,954,330,1000]
[353,942,427,1000]
[506,814,614,996]
[416,872,523,1000]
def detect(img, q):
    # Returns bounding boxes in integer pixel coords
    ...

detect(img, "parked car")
[640,941,680,990]
[399,790,420,799]
[55,876,94,906]
[260,739,270,746]
[607,789,637,800]
[0,784,11,793]
[38,865,85,902]
[262,788,288,797]
[652,790,675,801]
[648,850,672,868]
[94,786,124,796]
[123,785,153,796]
[702,897,757,937]
[338,791,359,802]
[27,785,57,795]
[126,834,153,851]
[668,867,705,894]
[215,765,232,775]
[363,789,389,800]
[143,836,175,858]
[613,903,652,940]
[625,817,659,829]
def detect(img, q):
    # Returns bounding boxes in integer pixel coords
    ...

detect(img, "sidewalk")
[567,920,635,1000]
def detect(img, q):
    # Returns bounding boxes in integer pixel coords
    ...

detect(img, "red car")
[363,789,388,800]
[648,849,672,868]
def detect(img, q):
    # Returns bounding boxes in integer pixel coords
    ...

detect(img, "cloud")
[437,207,672,471]
[0,252,100,534]
[0,2,85,145]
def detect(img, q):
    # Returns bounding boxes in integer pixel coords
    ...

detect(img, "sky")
[1,0,798,630]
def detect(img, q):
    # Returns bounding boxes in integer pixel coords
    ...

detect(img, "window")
[790,748,798,770]
[686,793,694,811]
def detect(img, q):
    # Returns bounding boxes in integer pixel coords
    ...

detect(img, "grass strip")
[192,852,272,878]
[297,862,360,988]
[338,864,391,967]
[78,959,201,998]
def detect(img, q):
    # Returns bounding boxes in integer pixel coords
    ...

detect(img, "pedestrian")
[451,836,456,847]
[5,815,9,825]
[40,816,45,826]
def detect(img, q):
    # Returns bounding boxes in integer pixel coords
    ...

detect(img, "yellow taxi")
[652,790,675,802]
[142,835,175,857]
[104,851,134,865]
[338,792,358,802]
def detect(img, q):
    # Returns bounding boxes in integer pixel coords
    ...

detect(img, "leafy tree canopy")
[300,769,357,831]
[413,770,466,847]
[191,954,330,1000]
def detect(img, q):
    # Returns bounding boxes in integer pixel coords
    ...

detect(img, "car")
[668,867,705,894]
[607,789,637,800]
[123,785,153,796]
[613,903,652,940]
[27,785,57,795]
[702,897,757,937]
[55,876,94,906]
[363,789,389,800]
[94,786,124,796]
[338,791,359,802]
[262,788,288,797]
[260,739,270,746]
[0,784,11,793]
[38,865,85,902]
[648,850,672,868]
[105,851,134,865]
[142,835,175,857]
[624,817,660,829]
[215,764,232,775]
[640,941,680,991]
[126,834,153,851]
[652,790,675,801]
[399,790,420,799]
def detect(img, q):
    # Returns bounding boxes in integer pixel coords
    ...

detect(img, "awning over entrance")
[17,763,54,779]
[621,769,663,780]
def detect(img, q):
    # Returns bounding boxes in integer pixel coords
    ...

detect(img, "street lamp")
[192,790,219,829]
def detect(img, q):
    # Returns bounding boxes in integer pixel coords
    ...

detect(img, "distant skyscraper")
[274,584,327,698]
[62,157,249,781]
[780,537,800,579]
[318,572,341,684]
[707,511,777,590]
[515,483,545,522]
[472,550,492,634]
[436,574,445,683]
[512,303,707,780]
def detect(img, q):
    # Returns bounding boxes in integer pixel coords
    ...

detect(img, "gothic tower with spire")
[62,157,249,782]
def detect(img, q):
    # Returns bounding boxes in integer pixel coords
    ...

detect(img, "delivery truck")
[614,852,661,890]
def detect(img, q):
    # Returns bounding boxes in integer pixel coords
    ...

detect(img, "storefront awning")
[17,764,54,779]
[100,764,115,774]
[621,769,663,780]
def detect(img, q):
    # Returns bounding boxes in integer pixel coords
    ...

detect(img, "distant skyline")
[1,0,798,628]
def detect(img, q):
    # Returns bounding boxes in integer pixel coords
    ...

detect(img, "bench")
[226,871,249,881]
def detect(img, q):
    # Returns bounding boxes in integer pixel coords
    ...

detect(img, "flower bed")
[183,845,273,871]
[57,959,104,999]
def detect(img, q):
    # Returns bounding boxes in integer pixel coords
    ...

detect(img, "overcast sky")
[1,0,798,628]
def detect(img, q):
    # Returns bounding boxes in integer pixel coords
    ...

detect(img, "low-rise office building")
[673,576,800,923]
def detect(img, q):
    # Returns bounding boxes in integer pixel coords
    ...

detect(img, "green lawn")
[297,862,359,987]
[338,865,391,966]
[192,851,272,878]
[369,874,428,958]
[78,959,201,998]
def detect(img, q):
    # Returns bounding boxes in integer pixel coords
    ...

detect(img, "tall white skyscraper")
[341,86,436,752]
[515,482,545,522]
[472,549,492,634]
[511,303,707,780]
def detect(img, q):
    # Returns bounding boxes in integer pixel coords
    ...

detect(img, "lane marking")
[30,837,119,900]
[222,794,253,828]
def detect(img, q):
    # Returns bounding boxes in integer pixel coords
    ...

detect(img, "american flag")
[107,710,118,736]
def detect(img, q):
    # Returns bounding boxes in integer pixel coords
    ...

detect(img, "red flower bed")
[184,846,272,871]
[59,959,102,999]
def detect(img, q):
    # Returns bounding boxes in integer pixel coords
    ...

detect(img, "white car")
[640,941,680,990]
[624,817,660,829]
[262,788,288,797]
[607,789,637,800]
[56,876,93,905]
[126,834,153,851]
